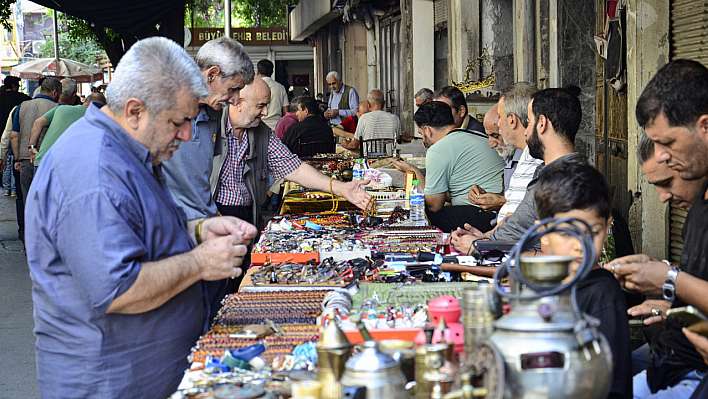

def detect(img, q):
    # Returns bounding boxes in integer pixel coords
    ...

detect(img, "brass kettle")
[316,313,352,399]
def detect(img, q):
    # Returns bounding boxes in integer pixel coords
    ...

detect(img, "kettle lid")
[345,341,400,371]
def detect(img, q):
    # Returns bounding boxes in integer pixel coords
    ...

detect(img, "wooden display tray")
[250,252,320,266]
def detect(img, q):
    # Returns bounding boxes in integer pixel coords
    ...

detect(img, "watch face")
[662,284,675,301]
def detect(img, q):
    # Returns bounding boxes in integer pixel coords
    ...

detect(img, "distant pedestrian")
[9,77,60,241]
[257,59,289,130]
[324,71,359,126]
[29,92,107,167]
[415,87,434,108]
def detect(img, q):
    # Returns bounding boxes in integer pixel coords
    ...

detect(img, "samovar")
[486,218,613,399]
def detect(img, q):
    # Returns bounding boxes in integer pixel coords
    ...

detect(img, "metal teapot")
[487,218,613,399]
[341,321,408,399]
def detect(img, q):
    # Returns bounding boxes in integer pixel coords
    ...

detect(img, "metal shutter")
[669,0,708,262]
[434,0,449,26]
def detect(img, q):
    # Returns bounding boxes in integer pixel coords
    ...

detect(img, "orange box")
[344,328,420,344]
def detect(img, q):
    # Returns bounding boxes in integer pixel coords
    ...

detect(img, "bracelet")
[195,218,206,244]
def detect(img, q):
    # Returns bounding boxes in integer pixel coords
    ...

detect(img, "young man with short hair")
[535,156,632,399]
[392,101,504,232]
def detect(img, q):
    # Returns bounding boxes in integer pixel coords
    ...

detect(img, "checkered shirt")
[215,124,302,206]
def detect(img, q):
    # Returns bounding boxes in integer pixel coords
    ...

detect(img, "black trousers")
[13,166,23,241]
[205,204,254,322]
[427,205,496,233]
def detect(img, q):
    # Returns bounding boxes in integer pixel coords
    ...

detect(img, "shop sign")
[187,27,290,47]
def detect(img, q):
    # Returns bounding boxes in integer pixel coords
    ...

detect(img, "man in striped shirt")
[341,89,399,154]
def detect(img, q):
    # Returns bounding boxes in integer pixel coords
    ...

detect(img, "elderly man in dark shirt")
[282,96,335,157]
[26,37,257,399]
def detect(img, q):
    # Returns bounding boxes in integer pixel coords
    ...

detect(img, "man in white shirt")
[341,89,399,155]
[494,82,544,222]
[257,59,289,130]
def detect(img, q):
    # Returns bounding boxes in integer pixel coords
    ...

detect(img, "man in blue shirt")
[25,37,257,399]
[163,37,254,221]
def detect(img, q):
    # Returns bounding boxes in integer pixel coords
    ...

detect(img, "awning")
[289,0,342,41]
[28,0,180,34]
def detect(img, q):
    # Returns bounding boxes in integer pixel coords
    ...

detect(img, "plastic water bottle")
[352,159,364,181]
[409,179,426,226]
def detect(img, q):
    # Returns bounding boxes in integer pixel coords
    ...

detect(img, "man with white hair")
[25,37,257,399]
[324,70,359,126]
[163,37,254,221]
[414,87,434,108]
[59,78,79,105]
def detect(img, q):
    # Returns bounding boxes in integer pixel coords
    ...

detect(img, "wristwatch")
[662,263,680,303]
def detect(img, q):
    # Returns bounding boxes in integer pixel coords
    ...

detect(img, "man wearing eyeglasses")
[324,71,360,126]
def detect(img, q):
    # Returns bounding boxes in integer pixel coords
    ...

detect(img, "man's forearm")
[411,167,425,188]
[106,251,201,314]
[10,131,19,158]
[677,272,708,316]
[29,117,49,147]
[0,130,11,160]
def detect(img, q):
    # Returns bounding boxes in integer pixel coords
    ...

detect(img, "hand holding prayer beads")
[193,236,249,280]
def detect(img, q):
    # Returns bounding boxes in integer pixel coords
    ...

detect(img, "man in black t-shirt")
[606,60,708,398]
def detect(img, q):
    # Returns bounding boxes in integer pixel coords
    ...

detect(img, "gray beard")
[496,144,516,159]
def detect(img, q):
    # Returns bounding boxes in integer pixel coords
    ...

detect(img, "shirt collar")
[84,104,152,166]
[33,93,55,102]
[194,105,210,123]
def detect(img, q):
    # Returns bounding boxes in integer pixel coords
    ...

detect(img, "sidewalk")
[0,195,38,398]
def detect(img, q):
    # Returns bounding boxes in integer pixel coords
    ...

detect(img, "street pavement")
[0,195,38,398]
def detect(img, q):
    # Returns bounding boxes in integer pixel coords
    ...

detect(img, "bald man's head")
[483,104,499,134]
[230,77,271,129]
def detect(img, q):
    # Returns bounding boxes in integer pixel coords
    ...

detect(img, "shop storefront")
[185,27,315,99]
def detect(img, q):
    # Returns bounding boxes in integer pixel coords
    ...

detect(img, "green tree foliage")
[186,0,297,28]
[0,0,16,30]
[38,12,107,65]
[232,0,297,27]
[39,31,105,65]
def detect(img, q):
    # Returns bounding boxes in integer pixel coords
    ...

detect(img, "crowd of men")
[0,32,706,398]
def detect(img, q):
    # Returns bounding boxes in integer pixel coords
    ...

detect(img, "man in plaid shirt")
[211,77,372,226]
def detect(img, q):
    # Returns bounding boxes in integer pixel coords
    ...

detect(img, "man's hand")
[628,299,671,325]
[29,147,38,164]
[324,109,339,119]
[390,159,418,174]
[201,216,257,244]
[193,235,249,280]
[14,161,21,171]
[604,254,669,296]
[468,185,505,211]
[683,328,708,365]
[450,226,484,254]
[339,179,373,210]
